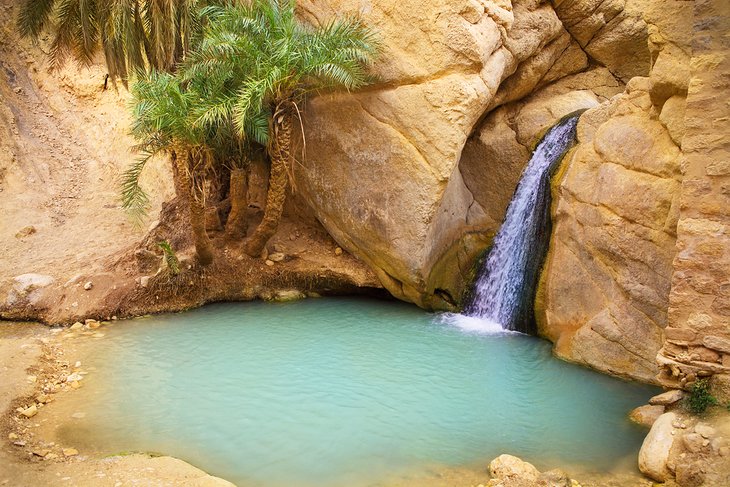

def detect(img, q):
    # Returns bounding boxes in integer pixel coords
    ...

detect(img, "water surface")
[60,298,656,486]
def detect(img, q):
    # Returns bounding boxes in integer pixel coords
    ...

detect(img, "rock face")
[295,0,638,309]
[534,0,694,383]
[535,83,682,383]
[656,0,730,402]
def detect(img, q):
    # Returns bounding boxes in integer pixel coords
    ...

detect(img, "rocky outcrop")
[535,81,682,383]
[637,409,730,486]
[295,0,631,309]
[656,0,730,401]
[533,0,696,383]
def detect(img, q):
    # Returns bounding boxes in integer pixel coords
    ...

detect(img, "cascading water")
[464,115,580,333]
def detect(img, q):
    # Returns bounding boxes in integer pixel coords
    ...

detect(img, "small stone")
[695,423,715,438]
[44,453,58,460]
[27,375,37,383]
[14,226,36,239]
[334,247,343,256]
[20,405,38,418]
[69,381,81,389]
[269,252,285,262]
[8,433,18,440]
[13,86,22,94]
[74,361,81,368]
[12,441,26,447]
[140,276,150,288]
[649,390,685,405]
[83,281,93,291]
[35,394,50,404]
[66,373,83,382]
[265,260,274,266]
[62,448,78,457]
[32,449,50,457]
[69,322,83,330]
[71,302,78,308]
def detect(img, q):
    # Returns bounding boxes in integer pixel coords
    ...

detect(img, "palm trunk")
[174,150,214,266]
[225,167,249,240]
[244,106,292,257]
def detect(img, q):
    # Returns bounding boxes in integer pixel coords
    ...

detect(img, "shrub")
[685,378,717,414]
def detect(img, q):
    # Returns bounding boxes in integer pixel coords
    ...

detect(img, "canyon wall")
[656,0,730,400]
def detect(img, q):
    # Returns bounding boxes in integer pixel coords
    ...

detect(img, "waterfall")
[464,116,580,333]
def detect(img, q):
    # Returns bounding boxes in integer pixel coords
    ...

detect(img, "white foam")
[438,313,520,335]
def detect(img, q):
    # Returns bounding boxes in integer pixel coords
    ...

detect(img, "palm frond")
[17,0,56,39]
[120,152,153,221]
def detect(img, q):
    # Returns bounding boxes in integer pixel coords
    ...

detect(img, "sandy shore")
[0,321,236,487]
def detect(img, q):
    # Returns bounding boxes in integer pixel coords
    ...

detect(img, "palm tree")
[182,0,379,257]
[17,0,205,85]
[128,71,216,264]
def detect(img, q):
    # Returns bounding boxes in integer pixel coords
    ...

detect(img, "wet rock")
[272,290,306,302]
[489,454,540,483]
[629,404,665,428]
[639,412,677,481]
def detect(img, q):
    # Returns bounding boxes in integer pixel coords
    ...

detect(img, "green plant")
[17,0,208,85]
[158,240,180,275]
[183,0,380,256]
[685,378,718,414]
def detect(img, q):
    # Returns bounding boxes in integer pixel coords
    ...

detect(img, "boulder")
[649,390,685,406]
[639,412,677,481]
[5,273,55,306]
[489,454,540,483]
[629,404,665,428]
[294,0,615,309]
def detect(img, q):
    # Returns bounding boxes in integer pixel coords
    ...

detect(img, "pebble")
[66,373,83,382]
[83,281,93,290]
[335,247,343,255]
[69,381,81,389]
[35,394,51,404]
[27,375,37,383]
[265,259,274,266]
[69,322,83,330]
[269,252,285,262]
[20,405,38,418]
[74,361,82,368]
[12,441,26,447]
[86,320,100,329]
[62,448,78,457]
[44,453,59,460]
